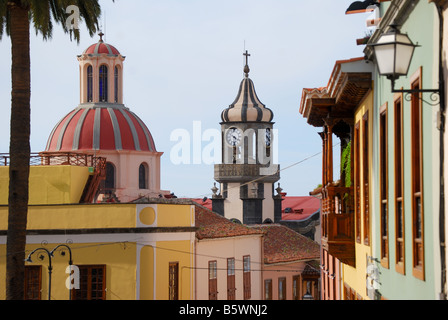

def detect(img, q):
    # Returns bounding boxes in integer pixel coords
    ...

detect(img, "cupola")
[43,33,167,203]
[221,51,274,123]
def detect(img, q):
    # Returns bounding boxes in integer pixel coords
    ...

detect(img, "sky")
[0,0,374,199]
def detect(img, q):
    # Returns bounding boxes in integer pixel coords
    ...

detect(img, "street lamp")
[50,244,74,300]
[369,24,441,96]
[25,243,74,300]
[25,248,53,300]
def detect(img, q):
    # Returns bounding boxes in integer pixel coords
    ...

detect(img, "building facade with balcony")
[300,57,374,300]
[365,0,444,300]
[300,0,447,300]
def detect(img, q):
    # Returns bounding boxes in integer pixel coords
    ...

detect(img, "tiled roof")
[45,105,157,152]
[251,224,320,264]
[281,196,320,221]
[194,204,263,240]
[192,196,320,222]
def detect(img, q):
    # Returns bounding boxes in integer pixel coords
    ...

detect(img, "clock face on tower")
[226,127,242,146]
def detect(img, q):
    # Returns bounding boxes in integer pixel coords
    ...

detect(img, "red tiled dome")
[45,105,157,152]
[83,41,120,56]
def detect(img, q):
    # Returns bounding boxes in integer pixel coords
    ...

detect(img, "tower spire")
[243,50,251,78]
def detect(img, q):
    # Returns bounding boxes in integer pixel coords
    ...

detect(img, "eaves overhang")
[300,58,373,127]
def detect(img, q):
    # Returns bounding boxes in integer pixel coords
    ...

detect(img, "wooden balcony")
[321,185,355,267]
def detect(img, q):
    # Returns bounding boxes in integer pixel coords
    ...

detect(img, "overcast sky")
[0,0,374,198]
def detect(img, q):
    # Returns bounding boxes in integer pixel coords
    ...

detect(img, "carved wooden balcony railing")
[321,184,355,267]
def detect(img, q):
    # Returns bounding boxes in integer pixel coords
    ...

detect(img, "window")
[292,275,300,300]
[411,75,424,280]
[169,262,179,300]
[394,94,405,274]
[99,65,108,102]
[354,122,361,243]
[208,261,217,300]
[278,277,286,300]
[114,66,119,103]
[379,104,389,268]
[105,162,116,190]
[72,265,106,300]
[362,111,370,245]
[139,163,148,189]
[243,255,251,299]
[227,258,236,300]
[24,266,42,300]
[87,65,93,102]
[264,279,272,300]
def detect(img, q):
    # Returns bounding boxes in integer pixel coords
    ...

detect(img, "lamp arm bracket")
[391,80,441,106]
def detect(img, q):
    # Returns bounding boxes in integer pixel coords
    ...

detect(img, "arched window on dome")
[99,65,108,102]
[114,66,119,103]
[105,162,116,190]
[87,65,93,102]
[139,163,149,189]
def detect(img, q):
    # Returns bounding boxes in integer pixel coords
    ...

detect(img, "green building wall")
[371,1,441,299]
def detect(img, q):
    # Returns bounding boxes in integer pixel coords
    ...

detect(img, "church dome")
[82,32,120,56]
[45,32,157,153]
[45,105,157,152]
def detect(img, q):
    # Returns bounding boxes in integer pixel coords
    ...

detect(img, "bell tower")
[212,52,282,224]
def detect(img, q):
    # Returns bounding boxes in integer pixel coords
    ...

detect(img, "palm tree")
[0,0,107,300]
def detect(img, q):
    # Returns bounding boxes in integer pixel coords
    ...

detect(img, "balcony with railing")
[0,152,106,203]
[321,184,355,267]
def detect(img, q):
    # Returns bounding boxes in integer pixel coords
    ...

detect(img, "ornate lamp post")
[25,248,53,300]
[25,243,74,300]
[50,244,74,300]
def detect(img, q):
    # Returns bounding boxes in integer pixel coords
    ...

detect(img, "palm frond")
[0,0,111,43]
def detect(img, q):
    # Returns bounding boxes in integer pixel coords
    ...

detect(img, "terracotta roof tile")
[251,224,320,264]
[195,204,263,240]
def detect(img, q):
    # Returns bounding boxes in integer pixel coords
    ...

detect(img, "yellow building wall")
[0,200,196,300]
[140,245,155,300]
[154,240,193,300]
[342,89,373,300]
[0,166,90,205]
[0,204,137,230]
[0,241,137,300]
[157,204,195,227]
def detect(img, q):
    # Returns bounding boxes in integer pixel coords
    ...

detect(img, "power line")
[187,142,340,199]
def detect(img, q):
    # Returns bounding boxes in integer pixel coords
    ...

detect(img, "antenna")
[104,10,107,42]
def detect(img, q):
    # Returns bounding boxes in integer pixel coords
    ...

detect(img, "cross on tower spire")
[243,50,251,77]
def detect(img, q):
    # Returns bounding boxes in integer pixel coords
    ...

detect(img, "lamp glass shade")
[372,27,416,80]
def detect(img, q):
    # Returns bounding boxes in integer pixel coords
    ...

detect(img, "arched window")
[99,65,108,102]
[87,65,93,102]
[114,66,119,103]
[139,163,148,189]
[105,162,116,190]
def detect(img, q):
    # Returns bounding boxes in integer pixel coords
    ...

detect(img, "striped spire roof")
[221,53,274,123]
[221,76,274,123]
